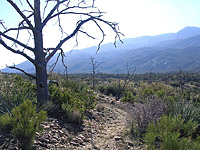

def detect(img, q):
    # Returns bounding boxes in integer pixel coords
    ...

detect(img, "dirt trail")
[82,95,133,150]
[94,104,127,149]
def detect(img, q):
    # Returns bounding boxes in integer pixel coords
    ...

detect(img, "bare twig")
[6,64,36,79]
[46,17,94,62]
[0,20,7,30]
[90,56,105,89]
[3,26,30,34]
[0,31,34,52]
[0,39,35,65]
[7,0,34,30]
[26,0,34,11]
[42,0,66,28]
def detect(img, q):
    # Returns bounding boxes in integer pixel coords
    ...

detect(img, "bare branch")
[26,0,34,11]
[42,0,66,28]
[95,18,124,47]
[46,17,94,62]
[60,50,68,74]
[3,26,30,34]
[0,31,34,52]
[0,39,35,65]
[49,11,104,22]
[48,49,67,74]
[7,64,36,79]
[18,0,23,6]
[42,0,99,28]
[46,13,123,61]
[7,0,34,30]
[0,20,7,30]
[79,30,96,39]
[49,53,61,72]
[92,20,105,51]
[18,13,34,27]
[56,7,64,39]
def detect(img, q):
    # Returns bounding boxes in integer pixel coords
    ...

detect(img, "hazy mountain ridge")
[2,26,200,74]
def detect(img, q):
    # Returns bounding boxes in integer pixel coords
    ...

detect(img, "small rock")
[43,125,50,129]
[70,141,79,146]
[128,142,134,147]
[38,141,48,148]
[115,136,122,141]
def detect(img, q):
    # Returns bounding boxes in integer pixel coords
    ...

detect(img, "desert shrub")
[167,100,200,124]
[121,91,135,103]
[97,84,106,93]
[61,105,84,124]
[125,82,178,103]
[144,115,200,150]
[104,84,118,96]
[49,85,96,124]
[97,82,119,96]
[130,97,167,139]
[0,100,47,150]
[63,79,86,93]
[0,75,36,116]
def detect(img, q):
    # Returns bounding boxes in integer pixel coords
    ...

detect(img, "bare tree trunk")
[35,57,49,105]
[34,0,49,104]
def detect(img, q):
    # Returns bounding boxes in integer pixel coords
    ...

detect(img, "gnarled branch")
[46,17,94,62]
[6,64,36,79]
[42,0,66,28]
[7,0,34,30]
[0,39,35,65]
[0,31,34,52]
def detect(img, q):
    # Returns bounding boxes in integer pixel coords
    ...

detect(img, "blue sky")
[0,0,200,68]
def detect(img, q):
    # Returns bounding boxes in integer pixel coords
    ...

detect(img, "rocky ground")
[0,94,146,150]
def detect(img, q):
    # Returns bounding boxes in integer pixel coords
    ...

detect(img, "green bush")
[97,83,119,96]
[0,100,47,150]
[121,91,135,103]
[49,85,96,124]
[63,79,86,93]
[144,115,200,150]
[0,75,36,116]
[167,100,200,124]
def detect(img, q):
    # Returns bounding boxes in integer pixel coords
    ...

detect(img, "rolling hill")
[2,26,200,74]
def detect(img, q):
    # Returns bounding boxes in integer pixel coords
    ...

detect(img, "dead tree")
[90,56,104,90]
[115,64,136,100]
[0,0,123,105]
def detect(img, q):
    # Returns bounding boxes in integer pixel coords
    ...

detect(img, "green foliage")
[0,75,36,116]
[0,100,47,150]
[49,85,96,124]
[144,115,200,150]
[167,100,200,124]
[63,79,86,93]
[121,91,135,103]
[97,82,119,96]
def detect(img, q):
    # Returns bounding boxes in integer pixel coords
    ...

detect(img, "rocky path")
[0,94,144,149]
[84,102,128,150]
[35,94,145,150]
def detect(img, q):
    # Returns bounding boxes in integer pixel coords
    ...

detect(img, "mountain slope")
[2,26,200,74]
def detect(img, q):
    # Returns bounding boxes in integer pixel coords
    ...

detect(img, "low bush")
[49,85,96,124]
[167,100,200,124]
[0,75,36,116]
[130,97,167,139]
[121,91,135,103]
[144,115,200,150]
[0,100,47,150]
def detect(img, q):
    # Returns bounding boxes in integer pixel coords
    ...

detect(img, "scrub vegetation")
[1,72,200,149]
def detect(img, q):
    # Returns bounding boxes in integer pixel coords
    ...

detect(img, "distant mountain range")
[2,26,200,74]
